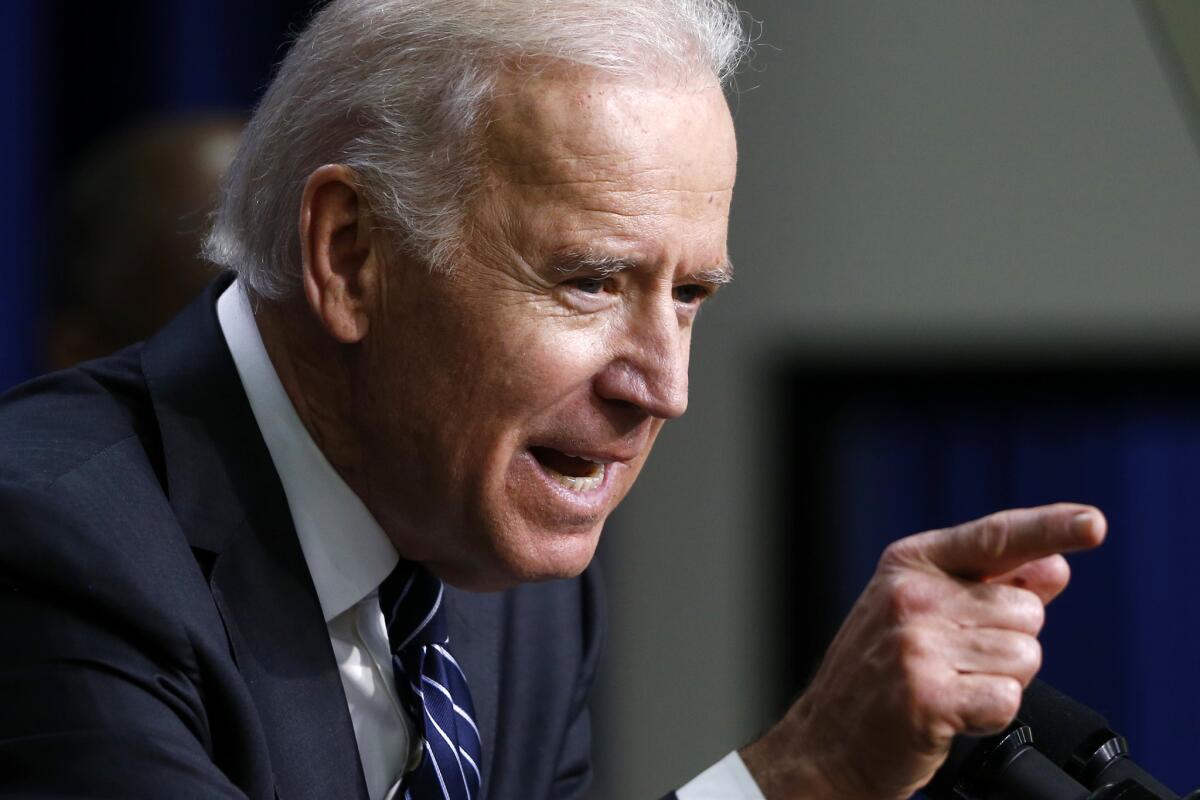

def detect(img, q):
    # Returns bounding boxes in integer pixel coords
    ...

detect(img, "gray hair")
[203,0,748,300]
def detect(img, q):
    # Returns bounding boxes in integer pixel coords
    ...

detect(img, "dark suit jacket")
[0,279,604,800]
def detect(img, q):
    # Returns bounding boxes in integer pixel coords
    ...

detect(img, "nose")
[593,300,690,420]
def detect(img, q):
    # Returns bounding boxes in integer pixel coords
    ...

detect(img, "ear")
[298,164,381,343]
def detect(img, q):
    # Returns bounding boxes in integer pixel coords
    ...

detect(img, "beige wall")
[1156,0,1200,104]
[594,2,1200,797]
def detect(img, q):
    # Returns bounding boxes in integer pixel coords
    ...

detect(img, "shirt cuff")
[676,751,766,800]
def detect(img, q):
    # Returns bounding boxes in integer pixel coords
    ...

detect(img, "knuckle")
[1013,635,1042,679]
[977,513,1011,561]
[972,587,1048,644]
[1016,593,1046,632]
[906,674,952,741]
[971,678,1022,733]
[905,675,931,710]
[886,575,937,621]
[895,624,932,663]
[989,583,1044,632]
[881,537,919,568]
[995,677,1023,720]
[971,708,1008,735]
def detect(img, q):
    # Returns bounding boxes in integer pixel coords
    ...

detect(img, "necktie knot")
[380,561,448,651]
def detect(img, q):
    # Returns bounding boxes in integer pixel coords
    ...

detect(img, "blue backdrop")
[824,384,1200,795]
[0,0,45,389]
[0,0,315,391]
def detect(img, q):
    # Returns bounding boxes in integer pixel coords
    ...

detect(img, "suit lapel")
[141,278,369,800]
[444,587,504,796]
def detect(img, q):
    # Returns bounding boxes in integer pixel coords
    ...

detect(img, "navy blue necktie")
[379,563,483,800]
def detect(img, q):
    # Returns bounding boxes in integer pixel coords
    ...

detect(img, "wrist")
[739,710,841,800]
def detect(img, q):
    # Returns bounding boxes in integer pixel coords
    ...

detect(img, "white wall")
[596,2,1200,797]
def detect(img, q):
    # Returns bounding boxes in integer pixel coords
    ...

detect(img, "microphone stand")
[923,722,1196,800]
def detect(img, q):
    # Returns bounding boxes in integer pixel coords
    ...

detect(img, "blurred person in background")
[0,2,1105,800]
[46,116,242,369]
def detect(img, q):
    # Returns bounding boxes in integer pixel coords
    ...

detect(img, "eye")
[569,277,608,295]
[673,284,709,305]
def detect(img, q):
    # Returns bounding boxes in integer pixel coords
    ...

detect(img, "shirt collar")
[216,279,398,622]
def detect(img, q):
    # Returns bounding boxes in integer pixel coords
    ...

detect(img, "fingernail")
[1071,512,1094,535]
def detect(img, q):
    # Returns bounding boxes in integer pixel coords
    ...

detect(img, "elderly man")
[0,1,1103,799]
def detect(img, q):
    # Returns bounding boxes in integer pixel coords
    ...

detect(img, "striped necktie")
[379,562,483,800]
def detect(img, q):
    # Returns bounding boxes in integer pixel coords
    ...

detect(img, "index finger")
[909,503,1106,580]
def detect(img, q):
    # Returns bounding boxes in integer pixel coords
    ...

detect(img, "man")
[47,116,243,368]
[0,1,1104,799]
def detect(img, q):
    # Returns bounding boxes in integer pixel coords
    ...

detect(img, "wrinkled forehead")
[481,68,738,197]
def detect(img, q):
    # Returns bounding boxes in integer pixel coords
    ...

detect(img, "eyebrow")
[552,252,735,287]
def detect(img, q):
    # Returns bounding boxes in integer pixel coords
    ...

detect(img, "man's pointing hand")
[740,504,1106,800]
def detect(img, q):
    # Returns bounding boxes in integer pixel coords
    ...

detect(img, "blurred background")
[3,1,1200,798]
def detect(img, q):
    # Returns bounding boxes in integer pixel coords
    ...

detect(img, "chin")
[450,520,605,592]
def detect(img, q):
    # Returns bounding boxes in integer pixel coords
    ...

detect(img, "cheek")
[471,315,613,417]
[366,273,618,461]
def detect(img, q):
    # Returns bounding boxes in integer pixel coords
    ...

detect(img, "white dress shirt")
[218,282,415,800]
[215,280,764,799]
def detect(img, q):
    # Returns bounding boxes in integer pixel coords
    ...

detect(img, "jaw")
[430,516,607,592]
[431,444,645,591]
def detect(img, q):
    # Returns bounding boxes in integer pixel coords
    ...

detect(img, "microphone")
[922,721,1091,800]
[922,680,1187,800]
[1019,680,1178,799]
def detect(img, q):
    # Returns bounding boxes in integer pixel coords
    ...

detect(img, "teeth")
[544,462,606,492]
[563,452,604,464]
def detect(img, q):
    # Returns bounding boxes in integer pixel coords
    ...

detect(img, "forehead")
[486,68,736,175]
[477,69,737,259]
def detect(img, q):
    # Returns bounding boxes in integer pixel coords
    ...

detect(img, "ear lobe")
[299,164,379,344]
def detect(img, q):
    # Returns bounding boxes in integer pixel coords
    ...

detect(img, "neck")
[254,295,367,490]
[253,292,440,569]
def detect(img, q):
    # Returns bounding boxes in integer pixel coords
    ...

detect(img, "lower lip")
[520,450,621,515]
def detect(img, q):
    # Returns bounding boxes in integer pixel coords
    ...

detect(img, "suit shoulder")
[0,350,189,619]
[0,346,163,488]
[0,450,205,669]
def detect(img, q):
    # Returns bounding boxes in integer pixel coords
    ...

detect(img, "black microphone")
[1019,680,1178,799]
[923,722,1091,800]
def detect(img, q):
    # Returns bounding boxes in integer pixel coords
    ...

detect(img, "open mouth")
[529,446,607,493]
